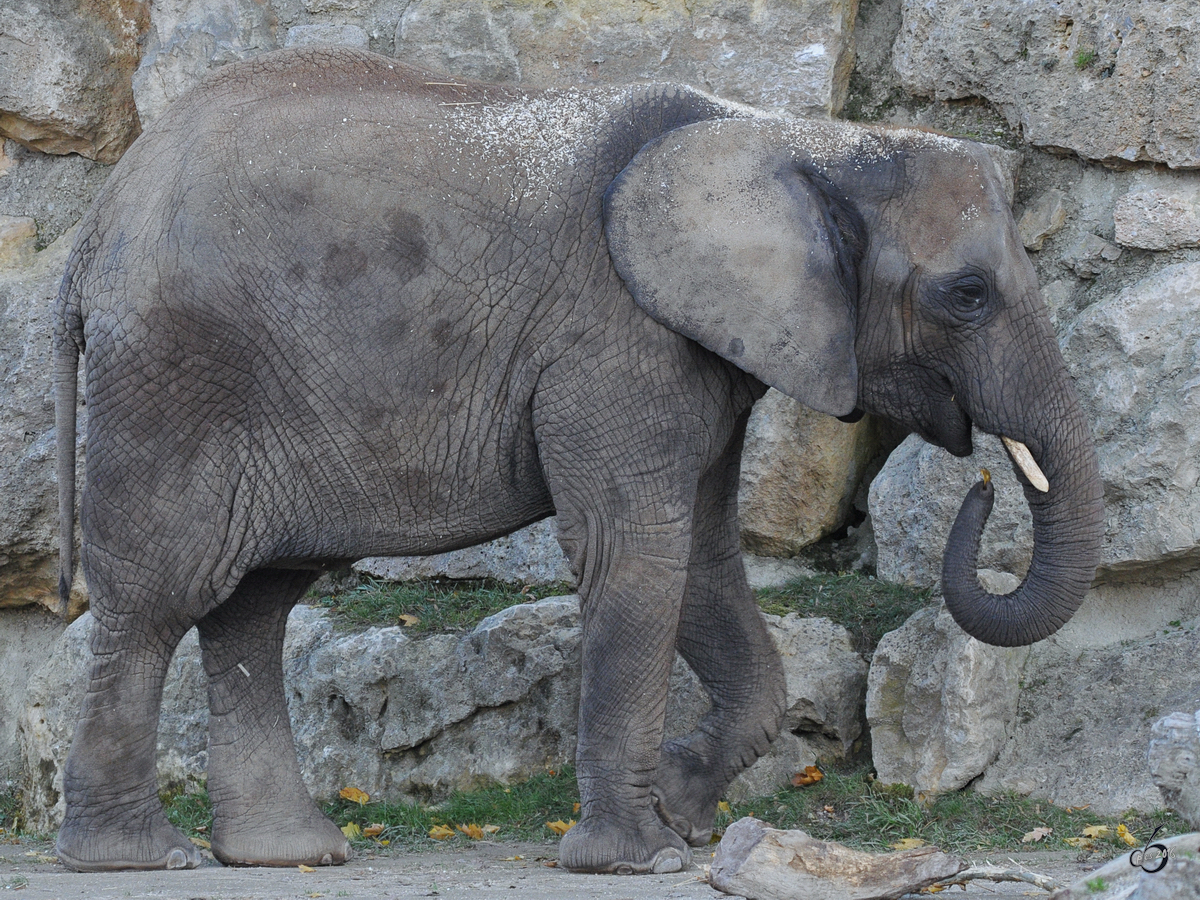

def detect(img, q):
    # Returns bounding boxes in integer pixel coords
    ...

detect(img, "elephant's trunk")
[940,404,1105,647]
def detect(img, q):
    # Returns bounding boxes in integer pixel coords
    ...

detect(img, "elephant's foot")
[212,807,352,868]
[558,811,691,874]
[56,805,202,872]
[651,742,723,847]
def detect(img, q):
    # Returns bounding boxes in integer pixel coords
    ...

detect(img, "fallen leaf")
[457,823,485,840]
[339,786,370,806]
[379,840,390,846]
[1022,827,1052,843]
[189,836,212,849]
[1083,825,1110,839]
[717,801,731,813]
[398,613,420,627]
[1064,837,1091,848]
[542,860,558,868]
[502,855,524,861]
[1065,805,1091,813]
[924,885,946,893]
[363,823,385,838]
[341,822,361,840]
[545,819,576,836]
[823,806,835,814]
[482,824,501,835]
[1117,824,1138,847]
[429,824,456,840]
[791,765,823,787]
[890,838,928,851]
[298,864,316,873]
[572,802,581,814]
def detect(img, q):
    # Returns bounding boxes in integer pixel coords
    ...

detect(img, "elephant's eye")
[942,273,991,317]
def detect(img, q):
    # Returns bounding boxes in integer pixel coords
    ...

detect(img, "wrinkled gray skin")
[53,48,1103,874]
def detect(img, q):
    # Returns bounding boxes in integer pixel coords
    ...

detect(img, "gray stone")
[0,230,88,617]
[1018,189,1070,251]
[1048,833,1200,900]
[976,575,1200,814]
[743,555,818,592]
[1115,182,1200,251]
[1149,711,1200,830]
[21,599,868,827]
[285,24,370,48]
[394,0,859,117]
[0,0,147,163]
[131,0,280,125]
[739,390,882,557]
[710,817,965,900]
[866,598,1029,799]
[0,140,111,249]
[0,607,63,793]
[354,518,575,586]
[0,216,35,268]
[894,0,1200,169]
[1063,232,1122,278]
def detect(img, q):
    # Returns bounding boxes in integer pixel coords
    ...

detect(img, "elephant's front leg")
[652,416,787,846]
[559,523,695,875]
[197,569,352,867]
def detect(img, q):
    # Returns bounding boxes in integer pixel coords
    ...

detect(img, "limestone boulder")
[0,0,148,163]
[395,0,860,117]
[1149,710,1200,830]
[0,607,63,793]
[739,390,883,557]
[873,262,1200,589]
[1115,180,1200,251]
[866,573,1029,798]
[0,231,87,617]
[21,599,869,828]
[894,0,1200,168]
[1049,833,1200,900]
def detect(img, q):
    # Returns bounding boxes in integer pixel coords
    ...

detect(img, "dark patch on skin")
[319,242,370,291]
[430,318,456,348]
[381,209,428,282]
[726,338,744,358]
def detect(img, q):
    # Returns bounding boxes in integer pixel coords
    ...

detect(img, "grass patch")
[0,791,22,835]
[311,577,575,633]
[715,762,1193,856]
[755,574,931,656]
[162,788,213,841]
[324,768,580,849]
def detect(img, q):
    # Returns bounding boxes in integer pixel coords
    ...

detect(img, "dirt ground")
[0,835,1105,900]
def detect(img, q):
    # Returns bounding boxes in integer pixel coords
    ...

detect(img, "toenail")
[319,853,333,865]
[652,849,687,874]
[166,848,189,869]
[615,864,634,876]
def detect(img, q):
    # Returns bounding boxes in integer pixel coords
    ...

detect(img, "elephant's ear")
[603,120,864,417]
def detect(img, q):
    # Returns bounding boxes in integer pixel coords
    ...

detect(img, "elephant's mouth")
[922,378,973,457]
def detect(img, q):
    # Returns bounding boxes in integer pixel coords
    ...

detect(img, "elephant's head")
[603,117,1104,647]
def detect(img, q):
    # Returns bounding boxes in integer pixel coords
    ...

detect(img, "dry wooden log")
[709,817,966,900]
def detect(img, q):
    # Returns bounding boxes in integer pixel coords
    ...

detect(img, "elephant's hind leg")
[198,569,352,867]
[652,418,787,847]
[56,590,201,871]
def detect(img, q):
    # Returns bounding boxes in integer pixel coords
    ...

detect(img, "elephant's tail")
[54,258,85,618]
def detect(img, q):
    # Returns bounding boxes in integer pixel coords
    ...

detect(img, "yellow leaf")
[339,786,370,806]
[546,819,576,836]
[502,855,524,861]
[791,765,824,787]
[189,836,211,849]
[1064,837,1090,848]
[925,885,946,893]
[573,802,581,814]
[1117,824,1138,847]
[429,824,456,840]
[363,823,385,838]
[398,613,420,627]
[298,864,316,873]
[1022,827,1052,843]
[341,822,361,839]
[890,838,928,851]
[482,824,501,835]
[1083,825,1110,839]
[379,840,390,846]
[717,801,731,813]
[457,823,485,840]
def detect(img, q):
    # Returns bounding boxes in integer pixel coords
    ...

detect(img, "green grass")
[158,764,1192,858]
[0,791,22,835]
[713,762,1192,856]
[311,572,931,658]
[756,574,931,656]
[311,577,575,633]
[1074,48,1097,69]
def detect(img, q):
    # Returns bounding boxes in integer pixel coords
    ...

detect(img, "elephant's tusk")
[1001,436,1049,493]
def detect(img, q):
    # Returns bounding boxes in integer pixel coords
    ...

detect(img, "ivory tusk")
[1001,436,1049,493]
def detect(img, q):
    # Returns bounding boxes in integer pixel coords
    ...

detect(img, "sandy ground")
[0,835,1106,900]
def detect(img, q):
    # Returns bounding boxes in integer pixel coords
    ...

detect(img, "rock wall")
[3,0,1200,822]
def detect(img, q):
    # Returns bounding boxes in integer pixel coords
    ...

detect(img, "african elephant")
[52,47,1103,874]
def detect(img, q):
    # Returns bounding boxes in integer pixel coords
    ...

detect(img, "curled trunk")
[941,418,1105,647]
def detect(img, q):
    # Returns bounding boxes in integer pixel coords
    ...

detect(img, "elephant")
[51,47,1104,875]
